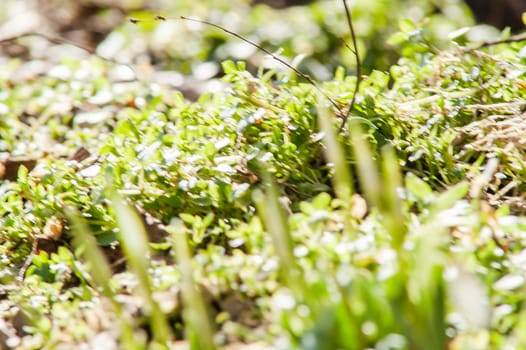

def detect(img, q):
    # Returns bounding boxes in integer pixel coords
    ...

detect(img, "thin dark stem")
[340,0,362,132]
[0,31,137,73]
[179,16,342,113]
[463,32,526,53]
[181,17,307,82]
[0,31,94,53]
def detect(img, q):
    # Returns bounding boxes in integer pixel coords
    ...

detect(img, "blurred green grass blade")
[349,120,381,208]
[421,265,447,350]
[111,192,172,346]
[380,145,406,250]
[170,218,216,350]
[253,168,295,270]
[403,223,447,350]
[514,308,526,346]
[253,164,307,301]
[415,264,447,350]
[316,103,353,202]
[65,206,140,350]
[431,181,469,213]
[66,207,113,294]
[406,172,433,203]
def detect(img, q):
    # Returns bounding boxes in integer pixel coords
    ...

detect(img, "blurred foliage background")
[0,0,507,84]
[1,1,526,349]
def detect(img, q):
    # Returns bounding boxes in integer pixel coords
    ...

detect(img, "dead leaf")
[42,216,63,240]
[350,193,368,220]
[69,147,91,162]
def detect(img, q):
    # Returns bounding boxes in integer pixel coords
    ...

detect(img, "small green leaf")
[192,196,213,207]
[406,172,433,203]
[202,212,215,229]
[17,165,28,182]
[399,19,415,32]
[150,242,171,250]
[297,183,331,193]
[312,192,331,210]
[236,61,246,71]
[222,60,237,74]
[387,32,407,46]
[32,251,49,266]
[179,213,196,225]
[447,27,471,40]
[95,231,118,246]
[431,182,469,212]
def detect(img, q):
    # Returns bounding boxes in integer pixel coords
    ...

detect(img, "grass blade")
[349,120,381,208]
[170,218,216,350]
[66,207,140,350]
[252,166,306,299]
[111,192,172,346]
[317,103,353,202]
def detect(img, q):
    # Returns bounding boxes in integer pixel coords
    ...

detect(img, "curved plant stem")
[339,0,362,132]
[178,16,343,114]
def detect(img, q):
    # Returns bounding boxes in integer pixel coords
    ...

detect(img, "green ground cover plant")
[1,0,526,349]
